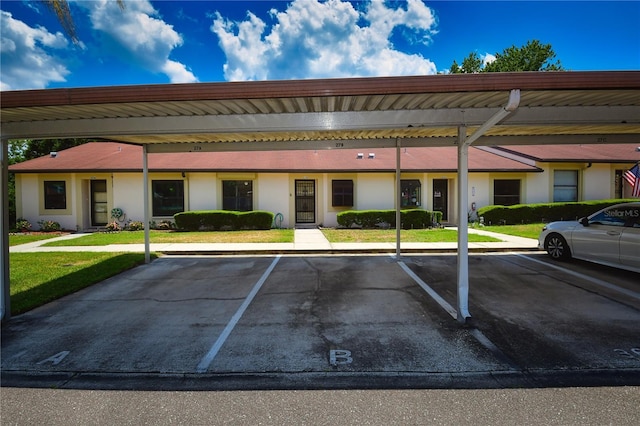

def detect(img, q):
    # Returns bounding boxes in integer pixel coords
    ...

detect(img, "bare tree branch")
[41,0,125,44]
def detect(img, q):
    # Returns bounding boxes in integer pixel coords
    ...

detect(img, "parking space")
[2,253,639,390]
[404,253,640,372]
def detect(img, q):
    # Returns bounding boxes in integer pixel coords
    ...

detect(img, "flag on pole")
[624,163,640,197]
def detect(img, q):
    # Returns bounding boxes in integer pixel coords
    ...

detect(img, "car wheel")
[545,233,571,260]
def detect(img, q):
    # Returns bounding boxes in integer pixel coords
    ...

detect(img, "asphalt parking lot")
[2,252,639,390]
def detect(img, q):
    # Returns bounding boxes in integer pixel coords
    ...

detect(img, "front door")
[432,179,448,222]
[295,180,315,224]
[91,180,108,226]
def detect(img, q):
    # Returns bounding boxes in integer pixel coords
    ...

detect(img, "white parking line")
[396,260,457,319]
[515,253,640,302]
[396,257,519,368]
[196,255,282,373]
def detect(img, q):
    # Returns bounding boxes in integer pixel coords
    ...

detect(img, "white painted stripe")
[397,257,516,368]
[397,260,458,319]
[515,254,640,302]
[196,255,281,373]
[468,328,519,368]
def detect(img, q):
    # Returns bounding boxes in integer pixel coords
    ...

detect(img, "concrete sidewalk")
[9,227,540,254]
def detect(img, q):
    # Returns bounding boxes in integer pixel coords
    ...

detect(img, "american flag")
[624,163,640,197]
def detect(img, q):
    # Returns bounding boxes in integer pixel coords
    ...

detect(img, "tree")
[7,140,28,226]
[450,52,484,74]
[22,138,90,161]
[450,40,563,73]
[41,0,124,43]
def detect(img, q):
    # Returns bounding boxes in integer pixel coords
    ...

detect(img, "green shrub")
[150,220,175,230]
[15,218,32,232]
[237,211,274,230]
[200,211,236,230]
[477,199,637,225]
[174,210,274,231]
[38,220,61,232]
[337,209,394,228]
[125,220,145,231]
[336,209,442,229]
[104,221,121,232]
[402,209,428,229]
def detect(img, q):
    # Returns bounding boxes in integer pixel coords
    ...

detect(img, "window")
[494,179,520,205]
[44,181,66,210]
[553,170,578,202]
[223,180,253,211]
[590,206,640,228]
[152,180,184,216]
[332,180,354,207]
[401,180,421,207]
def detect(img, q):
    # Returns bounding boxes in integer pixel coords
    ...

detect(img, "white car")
[538,202,640,273]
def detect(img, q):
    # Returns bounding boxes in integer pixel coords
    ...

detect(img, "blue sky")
[1,0,638,90]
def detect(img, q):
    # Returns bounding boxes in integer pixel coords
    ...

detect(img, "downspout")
[456,89,520,323]
[396,138,401,259]
[143,145,151,264]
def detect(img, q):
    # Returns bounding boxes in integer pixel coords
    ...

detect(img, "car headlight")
[542,225,548,232]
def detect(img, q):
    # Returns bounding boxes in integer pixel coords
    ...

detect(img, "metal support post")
[396,139,401,259]
[456,126,471,323]
[1,139,11,321]
[143,145,151,263]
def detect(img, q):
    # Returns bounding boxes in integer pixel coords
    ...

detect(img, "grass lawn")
[479,223,544,240]
[321,228,500,243]
[9,233,67,246]
[9,252,155,315]
[42,229,295,246]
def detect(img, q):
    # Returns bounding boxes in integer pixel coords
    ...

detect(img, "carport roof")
[1,71,639,149]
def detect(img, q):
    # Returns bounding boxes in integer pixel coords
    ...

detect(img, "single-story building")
[10,142,640,230]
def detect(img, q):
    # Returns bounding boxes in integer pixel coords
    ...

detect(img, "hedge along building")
[2,71,640,322]
[8,142,640,232]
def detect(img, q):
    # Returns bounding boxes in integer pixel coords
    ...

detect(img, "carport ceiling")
[1,71,639,151]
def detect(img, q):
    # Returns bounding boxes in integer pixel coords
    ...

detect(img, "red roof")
[9,142,540,173]
[492,144,640,163]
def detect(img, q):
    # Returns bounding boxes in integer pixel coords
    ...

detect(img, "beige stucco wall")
[16,174,41,229]
[257,173,290,228]
[523,170,549,204]
[583,164,614,200]
[187,173,217,211]
[112,173,144,223]
[468,173,490,210]
[356,174,395,210]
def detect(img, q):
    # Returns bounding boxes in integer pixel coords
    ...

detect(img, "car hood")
[543,220,580,231]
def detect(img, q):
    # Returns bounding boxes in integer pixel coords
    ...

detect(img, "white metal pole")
[143,145,150,264]
[456,126,471,323]
[1,139,10,321]
[396,140,401,259]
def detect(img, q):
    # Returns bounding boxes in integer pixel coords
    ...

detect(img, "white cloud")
[79,0,197,83]
[162,59,198,84]
[0,10,70,90]
[482,52,496,66]
[211,0,438,81]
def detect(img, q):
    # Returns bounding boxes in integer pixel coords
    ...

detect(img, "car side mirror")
[579,217,589,226]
